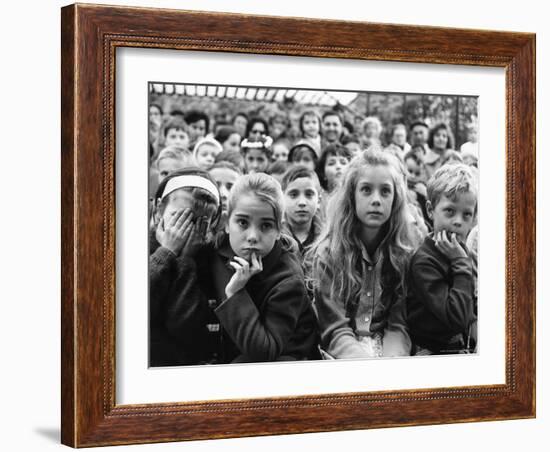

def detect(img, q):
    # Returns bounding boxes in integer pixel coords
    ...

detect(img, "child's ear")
[426,200,434,219]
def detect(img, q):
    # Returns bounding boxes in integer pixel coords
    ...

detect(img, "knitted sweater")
[406,236,477,353]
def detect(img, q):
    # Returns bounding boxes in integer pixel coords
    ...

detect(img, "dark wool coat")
[149,233,319,366]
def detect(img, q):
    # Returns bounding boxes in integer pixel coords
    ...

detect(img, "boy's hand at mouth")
[434,230,468,260]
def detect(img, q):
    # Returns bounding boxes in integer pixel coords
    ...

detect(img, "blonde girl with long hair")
[310,149,415,358]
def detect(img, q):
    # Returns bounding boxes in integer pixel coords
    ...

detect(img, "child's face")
[354,165,395,232]
[322,115,343,143]
[428,192,476,243]
[209,167,239,213]
[165,128,189,149]
[284,177,319,227]
[405,157,423,181]
[149,106,162,126]
[324,154,350,190]
[223,133,242,153]
[226,194,279,259]
[269,117,286,138]
[233,116,248,138]
[345,142,362,158]
[302,114,320,137]
[291,148,316,171]
[433,128,449,151]
[272,143,289,162]
[244,149,269,174]
[188,120,207,143]
[158,157,183,183]
[248,121,267,141]
[195,143,220,171]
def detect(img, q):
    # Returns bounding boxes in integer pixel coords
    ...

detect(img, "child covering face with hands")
[149,168,222,367]
[151,171,319,365]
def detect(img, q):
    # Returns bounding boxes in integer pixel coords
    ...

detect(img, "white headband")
[192,137,223,159]
[161,175,220,205]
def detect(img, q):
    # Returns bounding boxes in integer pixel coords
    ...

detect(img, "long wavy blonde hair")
[309,149,415,312]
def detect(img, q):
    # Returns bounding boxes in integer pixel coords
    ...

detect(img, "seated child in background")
[232,111,249,139]
[156,146,197,183]
[281,166,322,259]
[288,140,318,172]
[214,126,242,154]
[316,143,353,195]
[193,137,223,171]
[169,172,320,363]
[359,116,383,150]
[281,166,323,304]
[341,133,362,159]
[241,136,273,174]
[267,160,291,186]
[208,161,242,229]
[272,138,291,162]
[385,123,411,156]
[184,110,209,149]
[149,146,196,220]
[403,149,430,229]
[162,117,190,151]
[149,102,163,155]
[406,163,478,355]
[298,110,322,157]
[149,168,222,366]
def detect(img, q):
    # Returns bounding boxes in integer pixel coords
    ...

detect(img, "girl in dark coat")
[150,170,319,366]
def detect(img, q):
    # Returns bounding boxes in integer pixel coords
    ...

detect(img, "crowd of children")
[148,103,479,366]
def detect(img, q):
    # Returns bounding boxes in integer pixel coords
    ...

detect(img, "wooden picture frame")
[61,3,535,447]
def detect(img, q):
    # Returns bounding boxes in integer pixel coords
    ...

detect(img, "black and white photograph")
[148,83,480,367]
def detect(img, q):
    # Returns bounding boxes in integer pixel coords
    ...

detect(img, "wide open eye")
[360,185,371,194]
[261,222,274,231]
[236,218,248,228]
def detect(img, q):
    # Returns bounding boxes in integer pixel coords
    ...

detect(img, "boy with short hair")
[288,140,318,172]
[162,117,190,150]
[155,146,196,183]
[406,163,478,355]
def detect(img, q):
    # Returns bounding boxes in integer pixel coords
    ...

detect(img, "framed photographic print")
[61,3,535,447]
